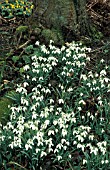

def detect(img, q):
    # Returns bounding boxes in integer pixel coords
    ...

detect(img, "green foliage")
[16,26,28,34]
[0,97,12,124]
[0,41,110,169]
[91,26,103,42]
[41,29,64,45]
[0,0,34,18]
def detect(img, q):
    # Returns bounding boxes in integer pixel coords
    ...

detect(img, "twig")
[8,161,28,170]
[17,40,31,50]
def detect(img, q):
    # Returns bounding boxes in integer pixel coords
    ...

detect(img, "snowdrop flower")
[77,143,85,151]
[35,41,40,46]
[101,160,105,164]
[36,148,40,153]
[100,70,106,76]
[32,77,37,81]
[7,122,14,129]
[58,99,64,104]
[86,57,90,61]
[61,45,66,51]
[98,100,103,105]
[23,82,29,88]
[48,130,54,136]
[87,48,91,52]
[79,100,86,105]
[54,148,58,153]
[67,87,73,92]
[62,57,66,61]
[90,147,98,155]
[53,120,57,125]
[40,151,47,157]
[50,99,54,104]
[83,159,87,165]
[86,82,91,87]
[62,129,67,137]
[73,141,77,145]
[68,154,71,159]
[16,86,27,95]
[57,155,62,161]
[89,135,94,140]
[105,160,109,164]
[76,135,84,142]
[24,65,30,71]
[25,144,32,150]
[78,107,82,111]
[32,112,37,119]
[100,59,104,63]
[88,71,93,78]
[80,74,87,81]
[90,115,94,120]
[104,77,109,83]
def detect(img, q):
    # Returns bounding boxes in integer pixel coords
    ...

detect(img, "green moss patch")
[0,97,13,124]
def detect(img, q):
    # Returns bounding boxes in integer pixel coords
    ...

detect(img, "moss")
[91,25,103,41]
[16,25,28,34]
[34,27,41,35]
[0,97,13,125]
[41,28,64,45]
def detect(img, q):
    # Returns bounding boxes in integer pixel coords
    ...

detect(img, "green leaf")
[12,56,20,63]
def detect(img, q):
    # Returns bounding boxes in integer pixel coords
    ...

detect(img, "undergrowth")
[0,41,110,170]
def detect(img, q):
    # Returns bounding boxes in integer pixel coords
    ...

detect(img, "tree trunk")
[27,0,91,44]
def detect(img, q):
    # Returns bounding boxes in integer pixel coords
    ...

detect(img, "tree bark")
[27,0,91,44]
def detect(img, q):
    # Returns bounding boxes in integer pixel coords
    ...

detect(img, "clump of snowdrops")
[0,40,110,170]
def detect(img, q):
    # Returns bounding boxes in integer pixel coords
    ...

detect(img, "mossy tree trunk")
[28,0,91,44]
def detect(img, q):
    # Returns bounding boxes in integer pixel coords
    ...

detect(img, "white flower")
[77,144,85,151]
[80,74,87,81]
[90,147,98,155]
[53,120,58,125]
[87,83,91,87]
[89,135,94,140]
[23,82,29,88]
[35,41,40,46]
[86,57,90,61]
[68,154,71,159]
[62,129,67,137]
[100,59,104,63]
[87,112,90,116]
[58,99,64,104]
[67,87,73,92]
[57,155,62,161]
[50,99,54,104]
[76,135,84,142]
[36,148,40,153]
[83,159,87,165]
[25,144,32,150]
[48,130,54,136]
[41,151,47,157]
[45,120,50,126]
[104,77,109,83]
[61,139,66,144]
[101,160,105,164]
[79,100,86,105]
[105,160,109,164]
[78,107,82,111]
[98,100,103,105]
[24,65,30,71]
[90,115,94,120]
[100,70,106,76]
[61,46,66,51]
